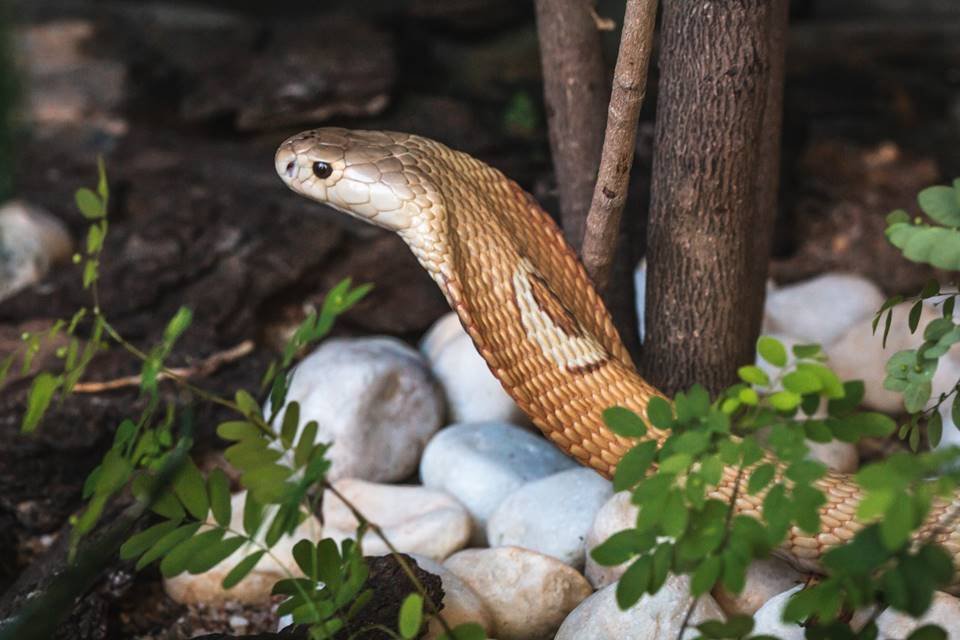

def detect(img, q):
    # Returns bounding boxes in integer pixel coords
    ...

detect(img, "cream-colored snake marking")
[275,127,960,583]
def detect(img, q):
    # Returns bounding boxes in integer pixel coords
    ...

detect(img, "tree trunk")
[748,0,789,328]
[533,0,608,251]
[642,0,779,395]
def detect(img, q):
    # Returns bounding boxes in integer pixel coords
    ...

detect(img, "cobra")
[275,127,960,585]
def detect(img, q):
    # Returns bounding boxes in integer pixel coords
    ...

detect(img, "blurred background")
[2,0,960,636]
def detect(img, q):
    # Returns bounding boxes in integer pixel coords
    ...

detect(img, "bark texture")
[533,0,609,250]
[581,0,658,292]
[748,0,789,326]
[642,0,780,395]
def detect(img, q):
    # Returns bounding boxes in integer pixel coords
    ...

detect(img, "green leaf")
[292,539,317,579]
[747,463,776,495]
[661,490,688,537]
[616,555,652,609]
[918,185,960,226]
[906,625,948,640]
[782,370,822,395]
[769,390,801,412]
[691,555,722,596]
[398,594,423,639]
[792,344,823,359]
[221,550,265,590]
[217,420,262,441]
[160,528,225,577]
[909,300,924,333]
[928,411,943,448]
[887,222,960,270]
[208,468,232,527]
[188,536,246,574]
[136,522,202,570]
[295,421,319,467]
[904,380,933,414]
[437,623,487,640]
[880,497,914,550]
[613,440,657,492]
[737,365,769,386]
[646,397,673,429]
[590,529,652,566]
[22,372,62,433]
[75,187,105,219]
[120,521,180,561]
[603,406,647,439]
[827,380,865,416]
[172,458,209,521]
[244,464,294,503]
[235,389,261,419]
[757,336,787,367]
[280,401,300,448]
[243,492,264,537]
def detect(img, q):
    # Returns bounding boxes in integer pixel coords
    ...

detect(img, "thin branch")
[581,0,658,291]
[73,339,254,393]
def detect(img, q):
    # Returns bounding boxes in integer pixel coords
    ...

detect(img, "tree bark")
[747,0,789,327]
[642,0,779,395]
[581,0,657,293]
[533,0,609,251]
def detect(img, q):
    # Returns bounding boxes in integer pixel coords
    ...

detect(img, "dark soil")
[3,0,960,637]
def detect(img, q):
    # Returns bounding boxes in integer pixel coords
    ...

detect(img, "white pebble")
[271,337,444,482]
[0,201,73,302]
[409,554,495,639]
[876,591,960,639]
[712,557,804,616]
[420,422,577,543]
[420,312,527,425]
[764,273,884,346]
[556,576,726,640]
[322,478,470,561]
[164,491,321,605]
[584,492,637,588]
[487,468,612,568]
[444,546,592,640]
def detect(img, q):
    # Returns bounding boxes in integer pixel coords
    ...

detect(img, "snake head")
[275,127,435,232]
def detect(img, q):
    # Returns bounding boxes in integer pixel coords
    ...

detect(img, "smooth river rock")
[0,201,73,303]
[443,546,592,640]
[164,491,322,605]
[409,554,495,639]
[556,576,725,640]
[420,312,527,425]
[828,302,960,412]
[487,468,612,568]
[712,557,804,616]
[271,337,444,482]
[420,422,577,543]
[322,478,471,561]
[764,273,884,346]
[876,591,960,639]
[584,491,637,588]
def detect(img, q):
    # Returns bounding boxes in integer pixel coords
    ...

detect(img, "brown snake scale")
[275,128,960,588]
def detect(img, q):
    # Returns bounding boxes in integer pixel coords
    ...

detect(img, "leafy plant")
[2,164,483,640]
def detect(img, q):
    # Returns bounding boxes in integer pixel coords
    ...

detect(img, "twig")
[581,0,658,291]
[324,482,457,638]
[73,340,254,393]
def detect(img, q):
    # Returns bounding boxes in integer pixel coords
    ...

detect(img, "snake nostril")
[285,160,296,178]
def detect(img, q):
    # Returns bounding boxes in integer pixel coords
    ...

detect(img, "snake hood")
[275,127,448,234]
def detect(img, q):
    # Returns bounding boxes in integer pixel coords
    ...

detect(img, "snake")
[274,127,960,584]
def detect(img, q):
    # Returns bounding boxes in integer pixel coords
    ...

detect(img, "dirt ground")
[2,0,960,637]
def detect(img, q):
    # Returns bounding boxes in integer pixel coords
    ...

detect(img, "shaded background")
[2,0,960,637]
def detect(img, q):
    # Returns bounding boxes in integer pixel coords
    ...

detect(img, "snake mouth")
[275,129,419,232]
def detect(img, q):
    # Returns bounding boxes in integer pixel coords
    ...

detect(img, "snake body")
[275,128,960,582]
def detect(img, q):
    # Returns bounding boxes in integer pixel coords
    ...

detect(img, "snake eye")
[312,161,333,179]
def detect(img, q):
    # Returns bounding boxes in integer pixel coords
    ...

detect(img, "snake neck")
[394,143,664,477]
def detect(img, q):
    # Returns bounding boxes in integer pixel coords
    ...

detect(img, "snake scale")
[275,127,960,585]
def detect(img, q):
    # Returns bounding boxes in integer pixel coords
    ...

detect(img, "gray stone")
[487,468,612,568]
[420,422,577,543]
